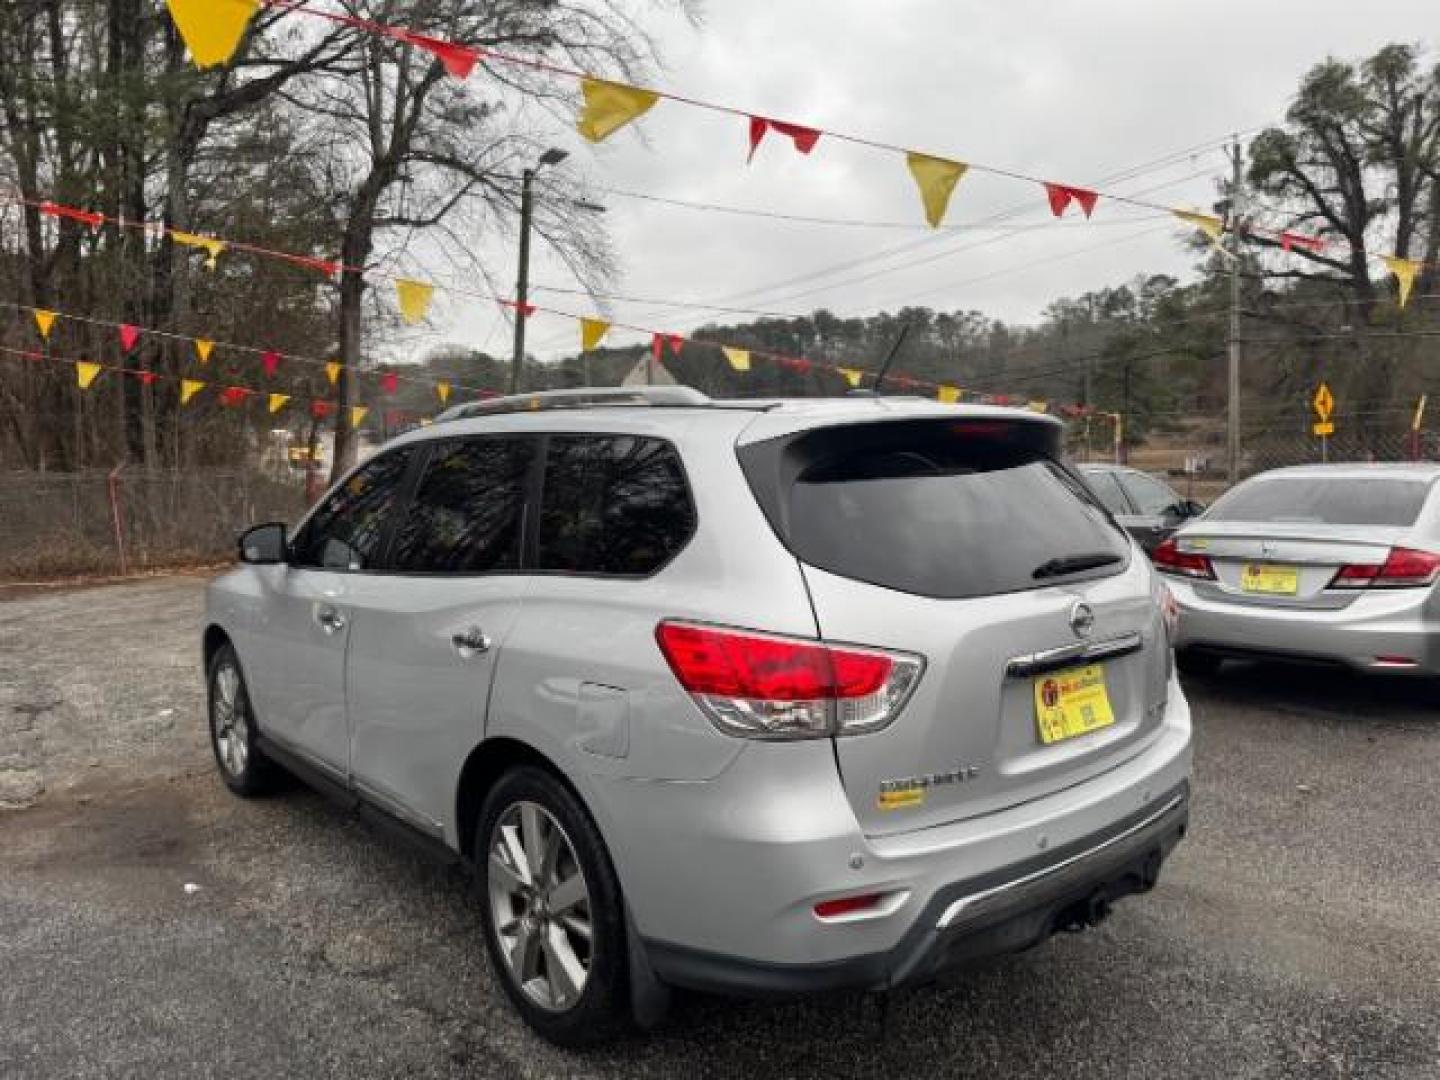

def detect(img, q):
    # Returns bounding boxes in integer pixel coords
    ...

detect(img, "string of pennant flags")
[158,0,1432,305]
[8,294,1080,417]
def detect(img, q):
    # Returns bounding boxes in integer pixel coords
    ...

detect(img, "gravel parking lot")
[2,576,1438,1078]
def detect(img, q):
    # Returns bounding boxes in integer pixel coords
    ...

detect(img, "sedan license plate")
[1034,664,1115,745]
[1241,562,1299,595]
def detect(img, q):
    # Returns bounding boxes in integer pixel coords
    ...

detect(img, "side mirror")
[239,522,288,565]
[1181,499,1206,518]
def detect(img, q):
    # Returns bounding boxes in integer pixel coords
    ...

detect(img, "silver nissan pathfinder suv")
[203,387,1192,1045]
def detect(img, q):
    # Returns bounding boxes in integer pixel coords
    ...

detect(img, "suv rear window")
[1207,476,1430,526]
[740,418,1128,598]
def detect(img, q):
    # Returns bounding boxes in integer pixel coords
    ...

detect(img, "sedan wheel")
[487,800,593,1012]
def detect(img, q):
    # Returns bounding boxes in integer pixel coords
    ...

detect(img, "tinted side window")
[390,437,535,573]
[538,435,695,575]
[1083,471,1133,516]
[1120,472,1181,516]
[290,448,414,571]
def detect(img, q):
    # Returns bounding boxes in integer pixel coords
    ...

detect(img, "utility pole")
[509,167,535,395]
[1226,135,1243,485]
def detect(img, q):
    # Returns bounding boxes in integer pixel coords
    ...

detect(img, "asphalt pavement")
[1,576,1437,1078]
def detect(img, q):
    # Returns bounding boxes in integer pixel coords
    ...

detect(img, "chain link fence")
[0,468,308,580]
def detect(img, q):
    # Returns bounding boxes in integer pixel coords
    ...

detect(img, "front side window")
[289,448,414,571]
[538,435,696,575]
[1120,472,1182,516]
[390,437,536,574]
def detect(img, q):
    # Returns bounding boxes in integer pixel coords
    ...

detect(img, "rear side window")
[1119,471,1181,516]
[290,448,414,571]
[390,437,535,573]
[1083,471,1133,516]
[538,435,695,575]
[740,419,1128,599]
[1207,477,1430,527]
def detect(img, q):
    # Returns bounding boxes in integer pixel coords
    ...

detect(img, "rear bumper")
[645,783,1188,996]
[1169,578,1440,673]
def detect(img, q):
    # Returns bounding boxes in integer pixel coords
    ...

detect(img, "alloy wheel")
[211,661,250,778]
[486,800,593,1012]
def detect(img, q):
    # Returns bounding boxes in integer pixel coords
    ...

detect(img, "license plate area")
[1240,562,1299,595]
[1033,663,1115,745]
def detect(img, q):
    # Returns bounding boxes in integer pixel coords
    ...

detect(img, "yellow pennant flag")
[937,385,961,404]
[325,361,341,386]
[350,406,369,429]
[395,279,434,324]
[75,361,102,390]
[837,367,863,388]
[180,378,205,405]
[1028,400,1048,413]
[172,230,227,270]
[1381,255,1421,309]
[576,78,660,142]
[33,309,57,339]
[581,318,611,351]
[194,338,214,364]
[722,347,751,373]
[1173,210,1230,257]
[906,153,969,229]
[436,381,452,405]
[267,393,289,415]
[165,0,258,69]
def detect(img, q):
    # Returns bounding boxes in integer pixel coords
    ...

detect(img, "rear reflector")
[1331,547,1440,590]
[1152,537,1215,580]
[1372,655,1418,668]
[813,893,884,920]
[655,620,923,740]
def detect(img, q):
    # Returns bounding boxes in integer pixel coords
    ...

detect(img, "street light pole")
[1226,135,1244,485]
[509,148,569,395]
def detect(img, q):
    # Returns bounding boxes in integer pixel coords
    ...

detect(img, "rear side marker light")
[1331,547,1440,590]
[1151,537,1215,581]
[1372,656,1418,668]
[655,620,923,740]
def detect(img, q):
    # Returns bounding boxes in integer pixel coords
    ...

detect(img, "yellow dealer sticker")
[877,788,925,811]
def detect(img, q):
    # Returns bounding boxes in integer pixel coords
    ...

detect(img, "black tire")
[206,642,280,797]
[1175,648,1223,678]
[475,766,631,1046]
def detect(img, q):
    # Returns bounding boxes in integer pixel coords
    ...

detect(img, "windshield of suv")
[1206,476,1430,527]
[741,418,1129,599]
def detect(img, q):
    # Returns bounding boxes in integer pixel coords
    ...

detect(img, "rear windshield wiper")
[1032,552,1123,579]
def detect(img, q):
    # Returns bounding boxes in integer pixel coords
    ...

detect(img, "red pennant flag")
[504,299,537,318]
[262,350,281,377]
[219,386,249,407]
[380,371,399,395]
[135,371,158,386]
[394,30,480,80]
[39,201,104,230]
[781,357,813,374]
[119,324,141,353]
[747,116,822,163]
[310,400,333,419]
[383,409,403,427]
[1280,231,1325,254]
[289,253,342,278]
[1043,182,1100,219]
[991,394,1013,406]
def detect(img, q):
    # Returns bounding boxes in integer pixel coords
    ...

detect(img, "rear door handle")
[315,606,346,634]
[452,626,492,656]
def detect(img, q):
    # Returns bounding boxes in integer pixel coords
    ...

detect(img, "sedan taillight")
[1331,547,1440,590]
[1151,537,1215,580]
[654,620,923,740]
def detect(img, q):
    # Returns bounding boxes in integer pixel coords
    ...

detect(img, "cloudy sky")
[414,0,1434,364]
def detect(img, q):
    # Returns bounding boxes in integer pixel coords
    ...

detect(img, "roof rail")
[434,385,712,422]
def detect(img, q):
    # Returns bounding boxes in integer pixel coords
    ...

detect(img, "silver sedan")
[1157,463,1440,676]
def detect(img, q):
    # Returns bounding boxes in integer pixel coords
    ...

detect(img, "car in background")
[203,388,1192,1045]
[1153,463,1440,677]
[1078,464,1206,553]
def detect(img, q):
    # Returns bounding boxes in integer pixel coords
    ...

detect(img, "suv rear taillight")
[1152,537,1215,580]
[654,620,923,740]
[1331,547,1440,590]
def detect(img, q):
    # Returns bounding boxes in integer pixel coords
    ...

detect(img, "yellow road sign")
[1313,382,1334,421]
[1313,420,1334,437]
